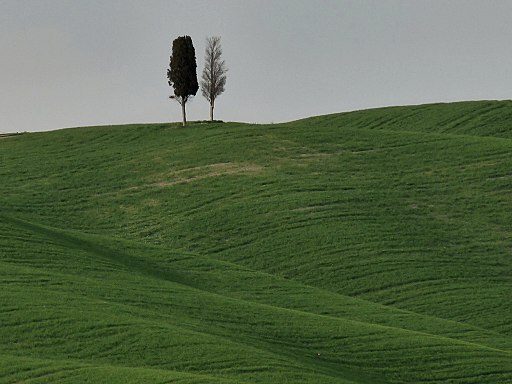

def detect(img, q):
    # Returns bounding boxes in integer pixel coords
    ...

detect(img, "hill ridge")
[296,100,512,140]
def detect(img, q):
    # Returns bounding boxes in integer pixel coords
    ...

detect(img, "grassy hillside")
[1,101,511,383]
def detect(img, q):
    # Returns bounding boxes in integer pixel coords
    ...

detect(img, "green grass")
[1,100,511,383]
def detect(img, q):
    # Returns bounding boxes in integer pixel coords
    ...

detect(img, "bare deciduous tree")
[200,37,227,121]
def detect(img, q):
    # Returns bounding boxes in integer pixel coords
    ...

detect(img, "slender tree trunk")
[210,102,214,121]
[182,102,187,127]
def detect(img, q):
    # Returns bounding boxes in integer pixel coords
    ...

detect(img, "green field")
[1,100,511,383]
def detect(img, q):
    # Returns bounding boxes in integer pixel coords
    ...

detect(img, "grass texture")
[1,100,511,383]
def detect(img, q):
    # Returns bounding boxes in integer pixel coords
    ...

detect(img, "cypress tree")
[167,36,199,126]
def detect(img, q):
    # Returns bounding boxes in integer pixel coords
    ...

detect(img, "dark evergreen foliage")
[167,35,198,126]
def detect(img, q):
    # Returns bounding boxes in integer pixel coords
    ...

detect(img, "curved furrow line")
[0,353,263,384]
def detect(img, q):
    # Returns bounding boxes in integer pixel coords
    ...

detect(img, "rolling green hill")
[1,100,511,383]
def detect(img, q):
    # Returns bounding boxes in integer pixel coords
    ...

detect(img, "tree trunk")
[182,102,187,127]
[210,103,214,121]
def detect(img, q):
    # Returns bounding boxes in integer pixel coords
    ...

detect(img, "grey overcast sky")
[1,1,511,133]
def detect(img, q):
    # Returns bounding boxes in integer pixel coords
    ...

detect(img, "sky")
[1,0,511,133]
